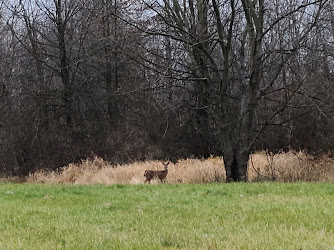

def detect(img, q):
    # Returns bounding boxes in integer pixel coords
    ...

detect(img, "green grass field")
[1,182,334,249]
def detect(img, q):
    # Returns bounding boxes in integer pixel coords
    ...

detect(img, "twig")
[250,153,262,177]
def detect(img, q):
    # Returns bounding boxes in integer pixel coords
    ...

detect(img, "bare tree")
[141,0,329,181]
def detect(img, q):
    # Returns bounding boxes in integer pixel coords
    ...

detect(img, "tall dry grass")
[249,150,334,182]
[28,150,334,184]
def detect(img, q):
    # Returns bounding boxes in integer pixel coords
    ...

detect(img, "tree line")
[0,0,333,181]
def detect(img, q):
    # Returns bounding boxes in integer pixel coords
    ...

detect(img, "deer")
[144,162,169,184]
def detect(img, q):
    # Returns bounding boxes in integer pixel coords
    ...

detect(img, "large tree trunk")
[222,124,250,182]
[222,0,264,182]
[223,147,249,182]
[102,0,120,127]
[55,0,73,128]
[194,0,211,156]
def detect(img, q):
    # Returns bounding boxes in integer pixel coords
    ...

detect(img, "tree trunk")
[224,149,249,182]
[222,128,250,182]
[102,0,120,127]
[223,0,264,182]
[55,0,73,128]
[24,16,49,129]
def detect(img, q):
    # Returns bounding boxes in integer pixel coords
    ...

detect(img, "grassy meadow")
[2,151,334,249]
[1,182,334,249]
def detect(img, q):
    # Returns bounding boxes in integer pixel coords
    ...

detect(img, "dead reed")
[28,150,334,184]
[249,150,334,182]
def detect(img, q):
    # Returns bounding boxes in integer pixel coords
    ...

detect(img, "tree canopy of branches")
[0,0,333,181]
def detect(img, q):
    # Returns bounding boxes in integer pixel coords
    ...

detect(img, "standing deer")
[144,162,169,184]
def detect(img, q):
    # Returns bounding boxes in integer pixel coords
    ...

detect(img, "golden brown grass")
[28,150,334,184]
[249,150,334,182]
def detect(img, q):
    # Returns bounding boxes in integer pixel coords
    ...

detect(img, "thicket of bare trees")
[0,0,333,181]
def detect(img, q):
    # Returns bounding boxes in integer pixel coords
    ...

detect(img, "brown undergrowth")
[28,150,334,184]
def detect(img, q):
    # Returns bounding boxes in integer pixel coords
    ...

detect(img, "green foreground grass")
[0,182,334,249]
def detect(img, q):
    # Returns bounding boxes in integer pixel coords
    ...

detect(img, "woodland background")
[0,0,333,178]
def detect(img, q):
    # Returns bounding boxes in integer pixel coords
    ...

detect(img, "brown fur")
[144,162,169,184]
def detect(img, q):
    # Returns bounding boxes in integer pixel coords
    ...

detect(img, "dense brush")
[28,150,334,184]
